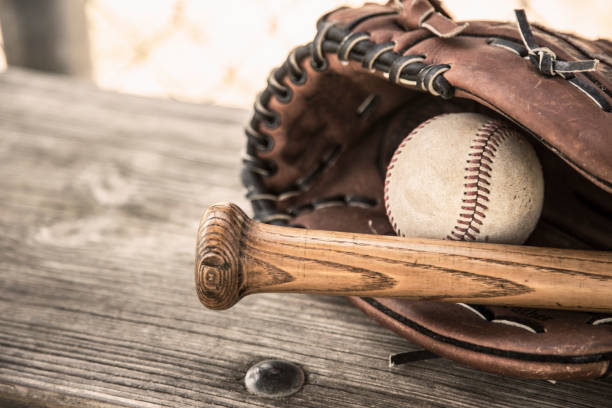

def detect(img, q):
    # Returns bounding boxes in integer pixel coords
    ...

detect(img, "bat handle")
[196,203,612,312]
[195,202,250,310]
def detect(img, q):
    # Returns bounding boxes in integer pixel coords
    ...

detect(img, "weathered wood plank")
[0,68,610,407]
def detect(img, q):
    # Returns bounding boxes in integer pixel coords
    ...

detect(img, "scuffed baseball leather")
[241,0,612,379]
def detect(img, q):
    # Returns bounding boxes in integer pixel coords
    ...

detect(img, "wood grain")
[196,203,612,311]
[0,68,611,407]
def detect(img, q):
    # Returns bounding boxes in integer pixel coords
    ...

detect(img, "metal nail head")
[244,359,304,398]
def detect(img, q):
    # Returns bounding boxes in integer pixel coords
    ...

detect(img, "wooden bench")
[0,68,610,407]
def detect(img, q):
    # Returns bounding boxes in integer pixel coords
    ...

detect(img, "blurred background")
[0,0,611,109]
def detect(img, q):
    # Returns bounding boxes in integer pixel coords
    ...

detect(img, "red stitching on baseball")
[448,120,511,241]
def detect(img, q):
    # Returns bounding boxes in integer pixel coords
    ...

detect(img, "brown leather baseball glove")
[240,0,612,379]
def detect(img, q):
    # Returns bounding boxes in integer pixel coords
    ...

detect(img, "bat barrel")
[195,203,249,310]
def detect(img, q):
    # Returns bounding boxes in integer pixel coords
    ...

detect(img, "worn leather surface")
[352,297,612,379]
[331,7,612,191]
[245,1,612,379]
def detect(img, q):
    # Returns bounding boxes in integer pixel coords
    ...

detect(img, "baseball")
[384,113,544,244]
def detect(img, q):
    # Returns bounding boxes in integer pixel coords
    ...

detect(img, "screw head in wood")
[244,359,304,398]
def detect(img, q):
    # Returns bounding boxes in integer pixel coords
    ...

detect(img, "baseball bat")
[195,202,612,312]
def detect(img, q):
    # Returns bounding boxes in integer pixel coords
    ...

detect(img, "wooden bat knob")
[195,203,249,310]
[195,203,612,312]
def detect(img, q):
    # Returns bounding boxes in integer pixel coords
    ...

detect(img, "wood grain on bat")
[195,203,612,311]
